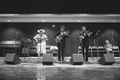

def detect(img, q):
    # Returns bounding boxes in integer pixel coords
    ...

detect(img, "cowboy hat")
[37,29,45,33]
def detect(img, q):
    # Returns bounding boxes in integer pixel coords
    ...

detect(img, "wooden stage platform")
[0,57,120,80]
[0,57,120,65]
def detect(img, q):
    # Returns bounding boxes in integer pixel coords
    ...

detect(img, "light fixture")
[113,20,116,22]
[52,25,55,27]
[78,20,81,22]
[42,20,45,22]
[7,20,11,22]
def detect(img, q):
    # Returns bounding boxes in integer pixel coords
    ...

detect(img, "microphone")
[97,30,100,33]
[15,32,19,40]
[17,32,19,34]
[95,30,100,35]
[112,31,113,35]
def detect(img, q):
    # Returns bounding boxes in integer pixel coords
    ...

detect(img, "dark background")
[0,23,120,56]
[0,0,120,14]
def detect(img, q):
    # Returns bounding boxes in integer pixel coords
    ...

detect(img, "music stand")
[21,38,32,62]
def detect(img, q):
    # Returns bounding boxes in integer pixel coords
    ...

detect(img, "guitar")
[77,35,84,43]
[87,32,93,37]
[55,31,69,43]
[36,38,42,43]
[33,38,42,45]
[78,32,92,43]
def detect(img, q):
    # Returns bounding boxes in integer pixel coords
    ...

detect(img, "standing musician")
[54,25,69,63]
[77,26,92,62]
[34,29,48,57]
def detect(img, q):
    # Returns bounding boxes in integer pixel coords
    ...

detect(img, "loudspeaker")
[70,54,84,65]
[4,53,21,64]
[98,54,115,65]
[42,54,53,65]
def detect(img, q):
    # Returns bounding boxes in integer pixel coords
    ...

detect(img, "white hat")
[37,29,45,33]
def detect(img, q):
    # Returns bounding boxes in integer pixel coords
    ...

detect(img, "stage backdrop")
[0,23,120,56]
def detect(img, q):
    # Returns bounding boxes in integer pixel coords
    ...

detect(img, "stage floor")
[0,57,120,80]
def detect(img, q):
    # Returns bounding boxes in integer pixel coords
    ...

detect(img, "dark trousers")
[57,42,61,61]
[82,45,89,62]
[57,41,65,61]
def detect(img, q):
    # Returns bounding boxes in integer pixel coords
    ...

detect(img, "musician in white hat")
[34,29,48,57]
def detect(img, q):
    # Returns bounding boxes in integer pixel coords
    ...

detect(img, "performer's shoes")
[84,61,91,64]
[40,54,43,56]
[60,61,63,64]
[56,60,60,63]
[60,60,66,63]
[58,60,63,63]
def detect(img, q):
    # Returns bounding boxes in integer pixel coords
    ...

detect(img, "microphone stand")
[95,30,100,62]
[40,35,42,58]
[15,32,19,55]
[112,31,114,45]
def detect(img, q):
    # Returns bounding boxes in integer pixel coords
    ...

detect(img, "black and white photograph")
[0,1,120,80]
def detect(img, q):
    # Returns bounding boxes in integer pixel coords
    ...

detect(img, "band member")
[104,40,114,56]
[54,25,69,62]
[34,29,48,57]
[77,26,92,62]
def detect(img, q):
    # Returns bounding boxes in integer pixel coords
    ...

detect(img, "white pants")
[36,42,46,55]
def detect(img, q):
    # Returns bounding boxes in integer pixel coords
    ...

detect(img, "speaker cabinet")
[4,53,21,64]
[98,54,115,65]
[70,54,84,65]
[42,54,53,65]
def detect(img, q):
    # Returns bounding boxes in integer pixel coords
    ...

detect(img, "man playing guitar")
[55,30,69,43]
[54,25,69,63]
[34,29,48,57]
[78,31,92,43]
[77,26,93,62]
